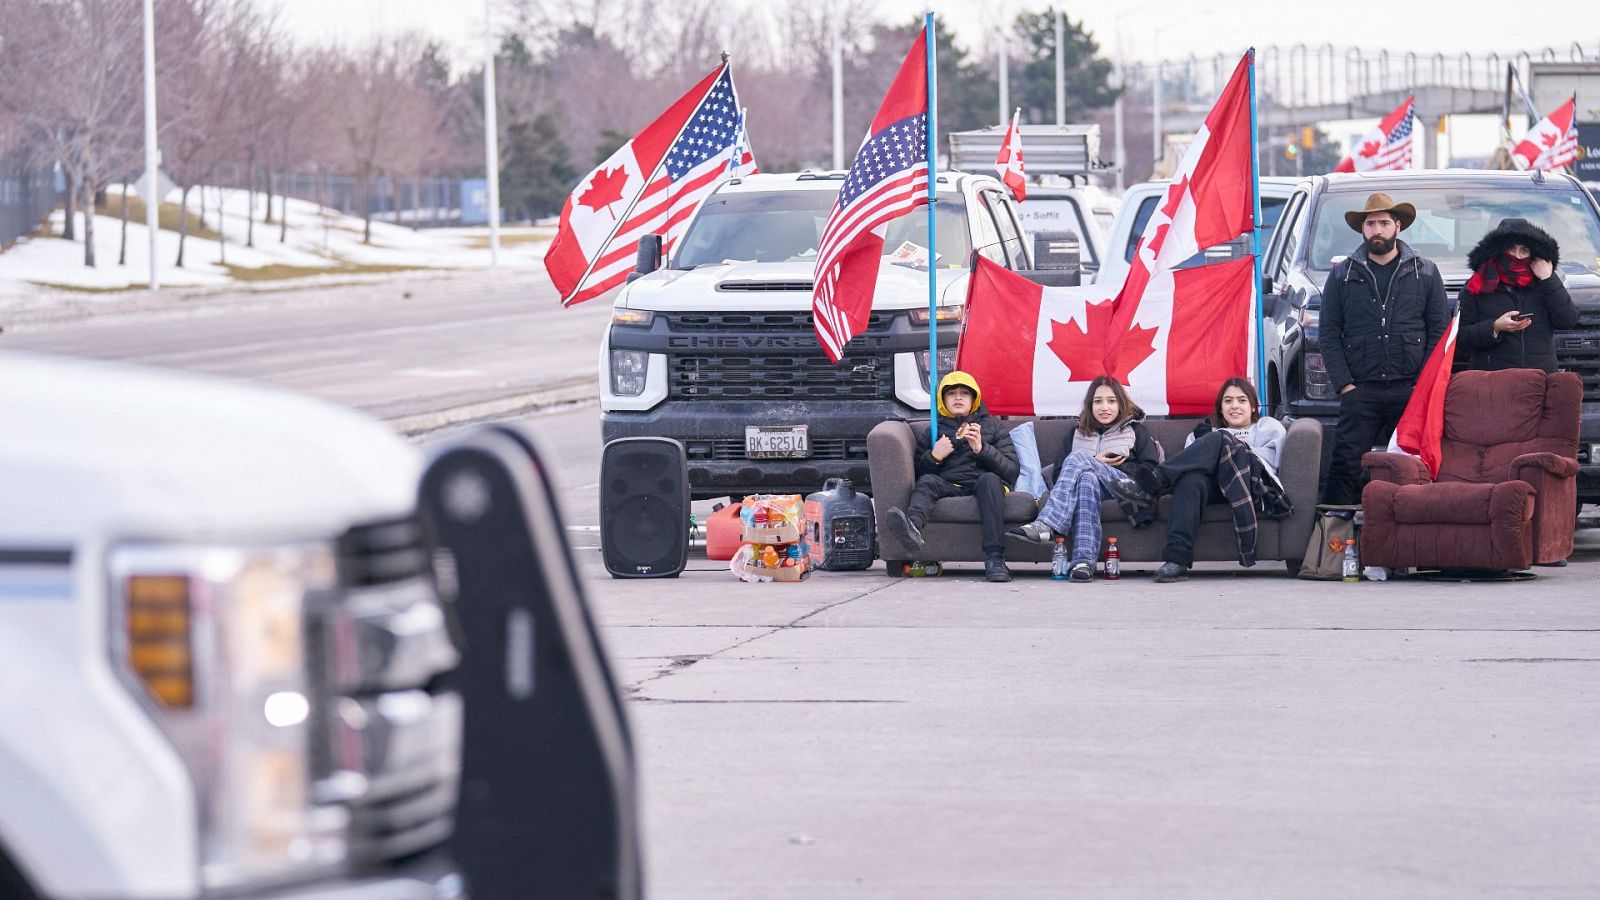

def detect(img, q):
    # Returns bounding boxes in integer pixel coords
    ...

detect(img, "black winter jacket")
[1458,275,1578,373]
[913,405,1020,487]
[1319,239,1451,390]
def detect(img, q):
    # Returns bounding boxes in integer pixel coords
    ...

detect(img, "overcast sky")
[268,0,1593,160]
[269,0,1597,66]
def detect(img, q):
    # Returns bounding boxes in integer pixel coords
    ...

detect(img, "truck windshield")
[1306,187,1600,278]
[1123,194,1288,263]
[673,188,973,269]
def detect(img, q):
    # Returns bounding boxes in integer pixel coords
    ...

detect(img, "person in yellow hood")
[883,370,1021,582]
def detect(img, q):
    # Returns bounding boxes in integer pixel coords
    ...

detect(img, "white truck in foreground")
[0,351,463,899]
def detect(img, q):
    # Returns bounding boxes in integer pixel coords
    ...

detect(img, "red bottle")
[1104,537,1121,580]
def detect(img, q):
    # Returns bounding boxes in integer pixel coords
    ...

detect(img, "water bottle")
[909,560,926,577]
[1104,537,1121,580]
[923,561,941,577]
[1342,538,1360,582]
[1051,537,1070,580]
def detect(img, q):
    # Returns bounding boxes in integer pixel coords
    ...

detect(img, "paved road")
[14,273,1600,896]
[2,269,611,431]
[498,408,1600,899]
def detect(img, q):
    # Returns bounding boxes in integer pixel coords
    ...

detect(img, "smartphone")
[1512,312,1533,322]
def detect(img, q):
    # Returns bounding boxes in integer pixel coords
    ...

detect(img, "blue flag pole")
[1246,48,1269,399]
[925,12,939,438]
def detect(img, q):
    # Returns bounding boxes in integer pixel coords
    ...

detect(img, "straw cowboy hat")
[1344,192,1417,232]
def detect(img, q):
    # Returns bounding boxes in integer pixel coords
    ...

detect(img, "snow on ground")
[0,185,550,298]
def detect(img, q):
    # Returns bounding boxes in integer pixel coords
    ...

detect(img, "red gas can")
[705,502,745,561]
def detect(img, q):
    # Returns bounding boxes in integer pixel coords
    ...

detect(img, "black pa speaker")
[421,427,642,900]
[600,437,689,578]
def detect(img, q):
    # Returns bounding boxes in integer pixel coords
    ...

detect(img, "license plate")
[745,425,810,459]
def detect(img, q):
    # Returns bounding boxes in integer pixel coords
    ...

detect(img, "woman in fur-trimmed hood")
[1458,217,1578,373]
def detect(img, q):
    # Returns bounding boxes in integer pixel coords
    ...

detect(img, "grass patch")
[463,231,551,249]
[28,281,140,294]
[222,262,433,281]
[93,195,221,241]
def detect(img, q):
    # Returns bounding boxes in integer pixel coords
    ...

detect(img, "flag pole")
[925,11,939,437]
[1247,48,1268,399]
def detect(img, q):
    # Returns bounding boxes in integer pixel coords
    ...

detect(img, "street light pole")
[832,26,844,169]
[997,28,1008,126]
[483,0,501,267]
[142,0,159,291]
[1054,10,1065,125]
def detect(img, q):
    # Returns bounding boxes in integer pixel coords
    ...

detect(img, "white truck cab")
[599,170,1036,499]
[1094,176,1300,287]
[0,352,462,900]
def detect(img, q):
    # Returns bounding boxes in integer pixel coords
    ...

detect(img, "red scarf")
[1465,254,1533,295]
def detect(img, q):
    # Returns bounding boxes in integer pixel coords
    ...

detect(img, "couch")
[867,416,1324,575]
[1360,369,1581,572]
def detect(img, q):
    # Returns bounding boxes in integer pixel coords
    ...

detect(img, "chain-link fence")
[203,164,472,229]
[1,152,59,248]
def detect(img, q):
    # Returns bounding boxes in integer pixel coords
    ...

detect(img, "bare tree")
[0,0,143,265]
[331,34,439,243]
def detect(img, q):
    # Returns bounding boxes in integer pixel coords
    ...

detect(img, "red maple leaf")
[1540,130,1559,149]
[579,166,630,220]
[1358,139,1381,158]
[1046,300,1160,384]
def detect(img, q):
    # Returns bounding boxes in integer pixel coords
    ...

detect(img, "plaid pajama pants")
[1034,454,1123,565]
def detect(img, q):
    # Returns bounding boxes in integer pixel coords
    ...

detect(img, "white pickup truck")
[599,170,1047,499]
[0,352,463,899]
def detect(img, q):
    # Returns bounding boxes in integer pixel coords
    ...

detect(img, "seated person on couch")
[1109,378,1291,584]
[1007,375,1164,583]
[883,370,1020,583]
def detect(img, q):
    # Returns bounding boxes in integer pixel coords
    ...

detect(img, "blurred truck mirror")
[422,426,642,900]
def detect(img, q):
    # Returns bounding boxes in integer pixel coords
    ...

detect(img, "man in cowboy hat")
[1318,191,1450,506]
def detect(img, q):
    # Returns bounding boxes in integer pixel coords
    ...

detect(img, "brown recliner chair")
[1360,369,1581,572]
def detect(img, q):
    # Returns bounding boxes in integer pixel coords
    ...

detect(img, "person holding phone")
[1458,218,1578,373]
[1007,375,1164,582]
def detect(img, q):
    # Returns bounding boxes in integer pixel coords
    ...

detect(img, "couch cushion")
[928,490,1040,524]
[1097,497,1234,523]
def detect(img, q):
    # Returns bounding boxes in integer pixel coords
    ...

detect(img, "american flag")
[1335,96,1413,173]
[813,27,930,363]
[546,65,756,307]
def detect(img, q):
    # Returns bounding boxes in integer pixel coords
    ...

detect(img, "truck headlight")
[1303,351,1336,400]
[610,349,649,396]
[110,542,345,894]
[915,348,960,392]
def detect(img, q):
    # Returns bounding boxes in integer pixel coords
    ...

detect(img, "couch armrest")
[1275,417,1324,559]
[1511,452,1578,480]
[1362,451,1431,486]
[868,421,917,552]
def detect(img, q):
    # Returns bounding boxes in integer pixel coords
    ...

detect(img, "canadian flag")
[1334,96,1414,173]
[1393,312,1460,477]
[958,53,1257,416]
[996,108,1026,201]
[545,64,748,307]
[1512,96,1580,172]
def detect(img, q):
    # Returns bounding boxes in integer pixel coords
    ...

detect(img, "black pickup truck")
[1259,169,1600,506]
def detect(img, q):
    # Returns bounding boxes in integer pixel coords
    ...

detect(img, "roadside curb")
[391,377,598,437]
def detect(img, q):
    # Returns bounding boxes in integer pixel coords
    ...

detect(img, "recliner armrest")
[1511,452,1578,480]
[1363,451,1431,486]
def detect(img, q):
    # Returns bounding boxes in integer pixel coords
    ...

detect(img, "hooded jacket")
[913,370,1020,487]
[1458,218,1578,373]
[1319,238,1451,389]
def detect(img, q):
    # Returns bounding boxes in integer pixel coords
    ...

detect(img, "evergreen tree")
[1010,9,1117,123]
